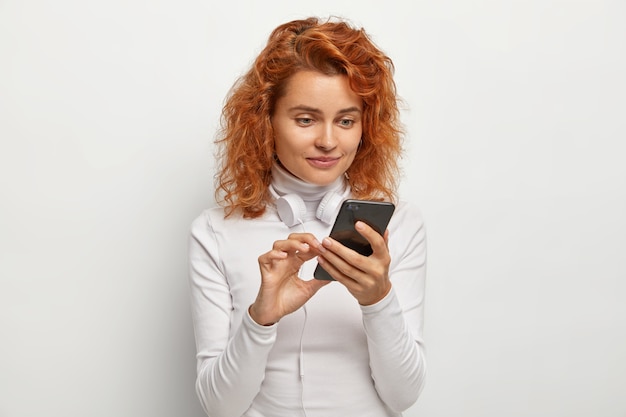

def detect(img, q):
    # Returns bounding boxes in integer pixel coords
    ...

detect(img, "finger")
[272,238,324,261]
[316,254,361,286]
[287,233,325,253]
[354,221,388,255]
[320,236,368,271]
[319,236,388,285]
[286,232,317,241]
[317,254,390,306]
[258,249,288,265]
[272,239,311,254]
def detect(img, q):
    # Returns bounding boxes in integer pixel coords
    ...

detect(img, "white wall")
[1,1,624,416]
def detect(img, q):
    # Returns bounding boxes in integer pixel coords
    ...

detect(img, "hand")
[317,221,392,306]
[249,233,330,326]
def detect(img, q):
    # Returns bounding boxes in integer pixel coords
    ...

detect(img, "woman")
[189,17,426,417]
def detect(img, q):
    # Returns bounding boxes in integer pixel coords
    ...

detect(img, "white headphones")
[269,185,351,227]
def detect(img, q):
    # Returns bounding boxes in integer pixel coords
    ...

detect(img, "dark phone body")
[314,199,395,281]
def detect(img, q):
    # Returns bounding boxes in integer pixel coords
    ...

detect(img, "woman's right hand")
[249,233,330,326]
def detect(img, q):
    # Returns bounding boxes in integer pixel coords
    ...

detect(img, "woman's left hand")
[317,221,392,305]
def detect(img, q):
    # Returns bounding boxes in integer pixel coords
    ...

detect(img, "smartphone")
[314,199,396,281]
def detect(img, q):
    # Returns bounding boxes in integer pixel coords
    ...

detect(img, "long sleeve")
[187,200,427,417]
[360,202,427,412]
[188,211,277,417]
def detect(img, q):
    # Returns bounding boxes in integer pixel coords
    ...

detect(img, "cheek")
[274,136,301,163]
[346,130,363,154]
[274,142,288,161]
[276,128,313,155]
[275,132,294,149]
[272,124,292,154]
[344,138,361,163]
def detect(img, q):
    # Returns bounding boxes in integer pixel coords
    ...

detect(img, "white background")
[1,1,625,416]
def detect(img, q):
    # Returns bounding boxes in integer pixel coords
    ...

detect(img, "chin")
[305,174,342,186]
[288,165,345,185]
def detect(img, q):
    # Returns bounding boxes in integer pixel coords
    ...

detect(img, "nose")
[315,123,337,151]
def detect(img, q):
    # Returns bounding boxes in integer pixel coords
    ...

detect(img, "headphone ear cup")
[316,190,346,225]
[276,194,306,227]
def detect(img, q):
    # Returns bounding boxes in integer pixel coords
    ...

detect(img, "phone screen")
[314,200,395,280]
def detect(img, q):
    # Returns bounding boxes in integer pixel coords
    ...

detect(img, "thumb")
[303,277,332,296]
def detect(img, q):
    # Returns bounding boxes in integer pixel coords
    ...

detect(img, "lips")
[306,156,340,168]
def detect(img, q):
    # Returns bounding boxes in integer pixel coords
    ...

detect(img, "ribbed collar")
[270,163,346,219]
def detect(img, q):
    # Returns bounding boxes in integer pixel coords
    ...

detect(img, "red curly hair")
[215,17,403,218]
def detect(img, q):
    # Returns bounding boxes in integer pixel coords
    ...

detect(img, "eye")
[296,118,314,126]
[338,118,354,127]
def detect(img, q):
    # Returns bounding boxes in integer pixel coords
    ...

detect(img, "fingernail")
[355,221,364,230]
[323,238,332,247]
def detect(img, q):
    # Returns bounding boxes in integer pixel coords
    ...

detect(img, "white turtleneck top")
[188,166,427,417]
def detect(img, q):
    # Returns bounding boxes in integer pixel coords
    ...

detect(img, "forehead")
[276,70,362,112]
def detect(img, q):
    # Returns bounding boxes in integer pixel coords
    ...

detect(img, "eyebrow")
[288,105,362,115]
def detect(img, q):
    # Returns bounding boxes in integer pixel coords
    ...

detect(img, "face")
[271,70,363,186]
